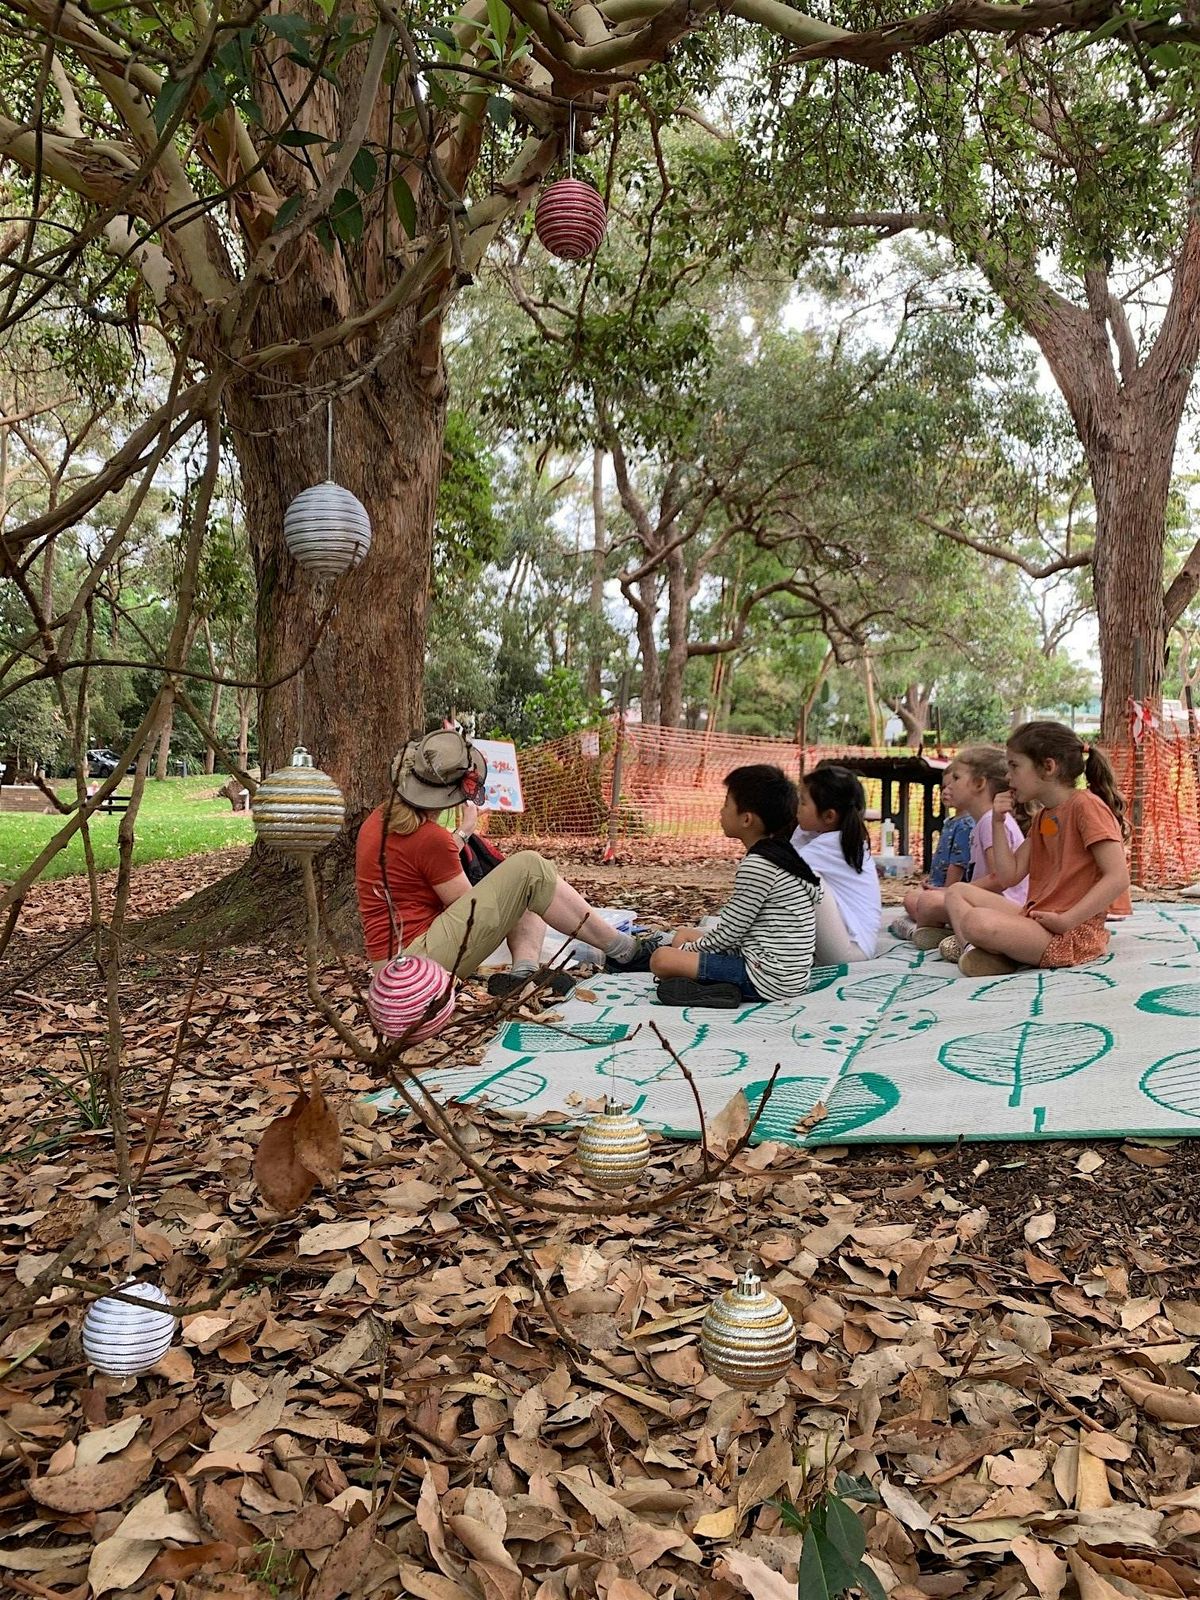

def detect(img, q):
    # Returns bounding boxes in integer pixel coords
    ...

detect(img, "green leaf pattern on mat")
[500,1021,632,1053]
[1135,984,1200,1017]
[414,1062,548,1106]
[1139,1050,1200,1119]
[969,965,1116,1017]
[939,1021,1112,1108]
[744,1072,900,1141]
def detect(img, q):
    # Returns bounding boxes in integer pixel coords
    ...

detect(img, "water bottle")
[880,818,897,854]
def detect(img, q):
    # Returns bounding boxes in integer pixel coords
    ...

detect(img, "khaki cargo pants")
[405,852,558,977]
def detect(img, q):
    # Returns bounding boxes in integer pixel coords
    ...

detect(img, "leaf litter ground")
[2,849,1199,1600]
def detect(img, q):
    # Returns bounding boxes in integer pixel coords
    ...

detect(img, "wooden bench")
[96,793,131,816]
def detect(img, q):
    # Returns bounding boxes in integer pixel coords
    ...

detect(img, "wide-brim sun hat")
[391,730,488,810]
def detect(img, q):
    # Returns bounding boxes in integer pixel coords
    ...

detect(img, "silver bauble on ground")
[700,1270,797,1391]
[82,1281,175,1377]
[283,480,371,578]
[576,1100,650,1190]
[252,747,345,857]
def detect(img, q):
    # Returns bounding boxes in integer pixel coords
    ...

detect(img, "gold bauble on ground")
[576,1100,651,1190]
[700,1270,797,1391]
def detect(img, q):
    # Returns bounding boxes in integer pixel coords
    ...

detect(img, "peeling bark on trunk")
[1088,424,1174,733]
[585,448,607,703]
[660,544,690,731]
[635,572,661,726]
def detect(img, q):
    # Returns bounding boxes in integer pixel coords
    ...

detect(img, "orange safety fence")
[487,719,1200,888]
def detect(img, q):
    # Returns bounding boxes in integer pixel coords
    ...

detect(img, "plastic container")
[875,854,915,879]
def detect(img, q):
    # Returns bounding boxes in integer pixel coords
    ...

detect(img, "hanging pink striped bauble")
[534,178,607,261]
[367,955,455,1043]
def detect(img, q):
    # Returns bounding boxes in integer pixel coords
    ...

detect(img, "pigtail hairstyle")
[805,763,870,872]
[1084,746,1129,839]
[1008,720,1129,839]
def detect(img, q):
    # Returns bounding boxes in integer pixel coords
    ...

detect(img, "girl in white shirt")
[791,765,882,963]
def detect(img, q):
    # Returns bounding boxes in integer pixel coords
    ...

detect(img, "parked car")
[60,748,137,778]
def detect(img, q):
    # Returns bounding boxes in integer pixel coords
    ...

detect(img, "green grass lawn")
[0,775,253,883]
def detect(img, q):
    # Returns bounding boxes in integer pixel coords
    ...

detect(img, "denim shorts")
[697,950,762,1000]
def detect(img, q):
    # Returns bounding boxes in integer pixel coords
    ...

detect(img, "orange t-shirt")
[1024,789,1132,919]
[354,809,463,960]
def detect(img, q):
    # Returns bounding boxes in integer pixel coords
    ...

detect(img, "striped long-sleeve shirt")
[680,840,820,1001]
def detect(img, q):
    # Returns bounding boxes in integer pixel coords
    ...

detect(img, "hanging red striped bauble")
[367,955,455,1043]
[535,178,607,261]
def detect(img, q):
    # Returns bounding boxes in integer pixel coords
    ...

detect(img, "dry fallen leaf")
[296,1218,371,1256]
[1024,1210,1057,1244]
[28,1453,152,1513]
[254,1090,318,1213]
[1115,1370,1200,1428]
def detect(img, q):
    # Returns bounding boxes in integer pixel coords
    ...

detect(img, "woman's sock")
[607,929,638,963]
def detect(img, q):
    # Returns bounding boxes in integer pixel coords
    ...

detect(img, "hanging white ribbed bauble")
[82,1281,175,1377]
[576,1099,650,1190]
[283,480,372,578]
[367,954,455,1043]
[252,746,345,857]
[700,1270,797,1391]
[534,178,607,261]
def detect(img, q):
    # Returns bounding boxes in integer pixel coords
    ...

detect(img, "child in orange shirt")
[943,721,1130,978]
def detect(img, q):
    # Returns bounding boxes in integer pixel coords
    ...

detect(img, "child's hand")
[1029,908,1073,935]
[992,790,1015,819]
[459,801,480,835]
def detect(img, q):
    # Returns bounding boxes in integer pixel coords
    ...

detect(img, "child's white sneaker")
[889,916,918,941]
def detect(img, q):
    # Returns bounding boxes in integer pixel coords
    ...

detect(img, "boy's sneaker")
[656,977,743,1009]
[487,968,577,999]
[605,932,669,974]
[912,925,951,951]
[958,946,1021,978]
[938,934,965,964]
[889,916,918,942]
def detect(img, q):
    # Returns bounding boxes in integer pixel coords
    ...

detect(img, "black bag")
[460,832,505,886]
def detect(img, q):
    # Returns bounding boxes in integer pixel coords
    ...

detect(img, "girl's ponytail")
[1084,745,1130,840]
[805,764,871,873]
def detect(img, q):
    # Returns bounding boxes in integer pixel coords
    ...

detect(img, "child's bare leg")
[651,944,701,979]
[903,888,921,918]
[958,902,1051,965]
[944,883,1025,943]
[911,888,949,927]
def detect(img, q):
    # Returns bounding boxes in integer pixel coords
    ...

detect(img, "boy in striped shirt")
[650,765,820,1009]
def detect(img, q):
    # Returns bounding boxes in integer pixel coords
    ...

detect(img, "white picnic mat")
[372,904,1200,1145]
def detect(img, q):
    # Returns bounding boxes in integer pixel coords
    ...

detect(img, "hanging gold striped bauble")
[251,747,345,857]
[700,1270,797,1391]
[576,1100,650,1190]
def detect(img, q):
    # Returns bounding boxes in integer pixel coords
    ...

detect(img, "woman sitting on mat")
[791,764,882,964]
[354,730,659,997]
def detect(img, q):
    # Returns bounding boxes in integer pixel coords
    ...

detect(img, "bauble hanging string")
[283,400,372,578]
[535,101,607,262]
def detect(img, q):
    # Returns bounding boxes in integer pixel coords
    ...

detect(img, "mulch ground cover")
[1,849,1197,1600]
